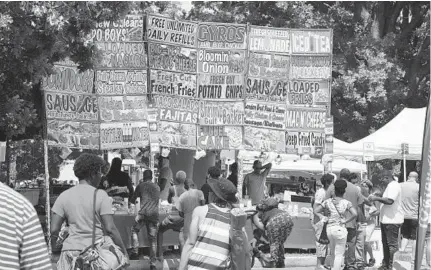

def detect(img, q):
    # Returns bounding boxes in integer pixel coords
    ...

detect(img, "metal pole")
[403,152,407,182]
[43,139,52,257]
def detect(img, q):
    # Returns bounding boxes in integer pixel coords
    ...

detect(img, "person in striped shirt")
[179,177,239,270]
[0,181,52,270]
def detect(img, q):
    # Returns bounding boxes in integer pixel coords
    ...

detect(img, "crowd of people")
[313,169,431,270]
[1,152,431,270]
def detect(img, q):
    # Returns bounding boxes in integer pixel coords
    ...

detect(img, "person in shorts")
[400,171,420,252]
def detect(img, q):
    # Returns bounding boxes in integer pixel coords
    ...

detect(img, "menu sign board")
[42,65,94,94]
[245,78,289,102]
[244,101,285,130]
[249,53,290,80]
[95,70,147,95]
[148,43,197,73]
[197,74,244,100]
[243,127,285,152]
[249,26,290,54]
[44,92,99,121]
[150,121,197,149]
[197,126,243,150]
[100,121,149,150]
[47,120,99,149]
[291,30,332,54]
[98,95,148,122]
[149,70,197,98]
[197,23,247,49]
[151,95,200,124]
[147,14,197,47]
[286,80,330,106]
[285,131,325,157]
[95,42,147,69]
[290,55,331,79]
[198,101,245,126]
[89,15,144,42]
[285,107,326,132]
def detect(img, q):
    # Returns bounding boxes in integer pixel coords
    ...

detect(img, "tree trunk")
[5,139,10,185]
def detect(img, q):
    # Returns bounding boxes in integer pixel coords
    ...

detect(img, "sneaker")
[367,258,376,267]
[129,253,139,260]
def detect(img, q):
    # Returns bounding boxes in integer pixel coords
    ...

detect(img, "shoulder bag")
[74,189,127,270]
[316,200,330,245]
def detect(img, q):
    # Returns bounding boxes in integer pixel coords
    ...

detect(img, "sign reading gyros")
[197,22,247,49]
[285,107,326,132]
[249,26,290,54]
[199,101,245,126]
[149,70,197,98]
[95,70,147,95]
[147,14,197,47]
[100,121,149,150]
[148,43,197,73]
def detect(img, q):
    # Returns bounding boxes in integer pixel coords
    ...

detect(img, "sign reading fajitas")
[198,101,245,125]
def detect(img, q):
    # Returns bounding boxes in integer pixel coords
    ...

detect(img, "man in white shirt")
[369,173,404,270]
[399,171,420,252]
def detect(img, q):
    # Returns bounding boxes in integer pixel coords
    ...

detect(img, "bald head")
[408,171,419,182]
[174,171,187,185]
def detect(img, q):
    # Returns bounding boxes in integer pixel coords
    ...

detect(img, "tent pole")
[403,152,407,182]
[43,139,51,257]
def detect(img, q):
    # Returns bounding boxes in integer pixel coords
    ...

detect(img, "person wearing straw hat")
[179,177,238,270]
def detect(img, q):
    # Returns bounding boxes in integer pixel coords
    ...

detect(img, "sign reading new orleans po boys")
[244,101,285,130]
[291,30,332,54]
[290,55,331,79]
[286,80,330,106]
[197,22,247,49]
[248,53,290,80]
[88,15,144,42]
[95,70,147,95]
[42,65,94,94]
[95,42,147,69]
[249,26,291,54]
[285,106,326,132]
[197,126,243,150]
[152,95,200,124]
[148,43,197,73]
[149,70,197,98]
[147,14,197,47]
[198,101,245,126]
[100,121,149,150]
[44,92,98,121]
[98,95,148,122]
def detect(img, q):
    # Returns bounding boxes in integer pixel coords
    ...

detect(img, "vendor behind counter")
[101,157,134,201]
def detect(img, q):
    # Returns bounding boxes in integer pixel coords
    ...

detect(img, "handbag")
[317,220,330,245]
[74,189,127,270]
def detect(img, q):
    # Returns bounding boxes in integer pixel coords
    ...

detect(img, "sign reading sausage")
[95,70,147,95]
[147,14,197,47]
[44,92,98,121]
[245,78,289,102]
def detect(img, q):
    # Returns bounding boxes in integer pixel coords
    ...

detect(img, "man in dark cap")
[325,168,366,270]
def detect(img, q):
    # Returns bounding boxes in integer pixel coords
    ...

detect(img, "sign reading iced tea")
[291,30,332,54]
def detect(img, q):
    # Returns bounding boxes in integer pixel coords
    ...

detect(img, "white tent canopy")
[270,158,366,173]
[333,107,426,161]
